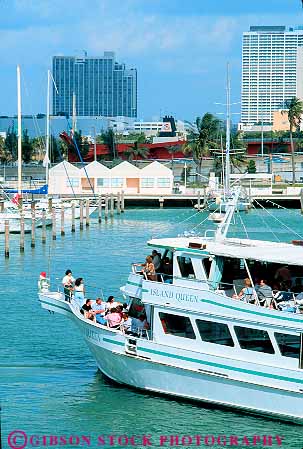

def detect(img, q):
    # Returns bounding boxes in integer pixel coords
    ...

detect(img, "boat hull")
[39,293,303,422]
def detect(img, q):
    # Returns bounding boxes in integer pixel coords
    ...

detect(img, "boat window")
[234,326,275,354]
[274,332,300,359]
[196,320,234,347]
[177,256,195,279]
[220,257,246,285]
[128,297,145,318]
[159,312,196,339]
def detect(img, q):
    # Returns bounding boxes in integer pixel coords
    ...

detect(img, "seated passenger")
[255,279,273,307]
[92,297,106,325]
[104,308,122,328]
[131,313,150,336]
[105,296,121,313]
[81,299,95,321]
[233,278,256,303]
[122,312,132,333]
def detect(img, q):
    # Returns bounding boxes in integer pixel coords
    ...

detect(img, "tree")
[50,136,62,163]
[247,160,256,174]
[4,126,17,160]
[22,129,33,163]
[124,139,150,165]
[98,129,116,160]
[167,145,182,172]
[183,113,221,174]
[282,97,303,184]
[0,135,9,163]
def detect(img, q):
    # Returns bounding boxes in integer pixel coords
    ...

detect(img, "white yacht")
[39,191,303,422]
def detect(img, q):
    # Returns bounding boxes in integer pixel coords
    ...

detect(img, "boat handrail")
[204,229,216,238]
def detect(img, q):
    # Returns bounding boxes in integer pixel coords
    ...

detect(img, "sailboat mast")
[17,65,22,196]
[225,63,231,194]
[46,69,50,190]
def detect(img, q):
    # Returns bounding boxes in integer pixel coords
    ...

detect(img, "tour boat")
[39,190,303,422]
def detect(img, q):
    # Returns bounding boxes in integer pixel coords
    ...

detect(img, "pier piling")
[20,213,25,252]
[197,191,201,211]
[42,210,46,244]
[159,197,164,208]
[71,203,75,233]
[117,192,121,214]
[31,210,35,248]
[105,195,109,220]
[0,201,4,212]
[48,197,52,212]
[61,205,65,236]
[110,194,114,218]
[52,208,56,240]
[98,196,102,223]
[85,199,90,227]
[300,189,303,214]
[4,220,9,258]
[80,200,84,230]
[121,190,125,213]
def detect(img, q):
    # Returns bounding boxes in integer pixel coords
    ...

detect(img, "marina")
[2,206,303,445]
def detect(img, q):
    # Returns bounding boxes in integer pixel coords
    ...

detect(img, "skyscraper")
[241,26,303,126]
[52,52,137,118]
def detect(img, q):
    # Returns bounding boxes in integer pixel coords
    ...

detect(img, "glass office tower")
[52,52,137,118]
[241,26,303,125]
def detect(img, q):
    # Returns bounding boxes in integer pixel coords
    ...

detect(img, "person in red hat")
[38,271,49,292]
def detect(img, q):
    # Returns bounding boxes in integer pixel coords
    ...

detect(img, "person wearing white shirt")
[62,269,75,301]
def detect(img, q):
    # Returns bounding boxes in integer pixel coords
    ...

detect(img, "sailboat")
[0,66,52,233]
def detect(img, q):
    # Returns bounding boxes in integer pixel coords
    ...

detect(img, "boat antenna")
[225,62,231,195]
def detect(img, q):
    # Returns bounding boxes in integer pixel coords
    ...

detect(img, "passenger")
[92,297,106,325]
[38,271,49,293]
[116,304,124,318]
[143,256,157,281]
[255,279,273,307]
[122,312,132,333]
[104,307,122,328]
[74,277,85,306]
[162,257,173,282]
[274,265,292,290]
[105,295,121,312]
[81,299,95,321]
[152,250,161,272]
[62,269,75,302]
[233,278,256,303]
[131,313,150,336]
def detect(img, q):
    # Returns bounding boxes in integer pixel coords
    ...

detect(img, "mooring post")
[71,203,75,233]
[117,192,121,214]
[300,188,303,214]
[31,210,36,248]
[159,197,164,208]
[121,190,125,213]
[52,207,56,240]
[98,196,102,223]
[85,199,90,227]
[61,204,65,236]
[20,213,25,252]
[5,219,9,258]
[110,194,114,218]
[48,197,52,213]
[80,200,84,230]
[105,195,109,220]
[42,210,46,244]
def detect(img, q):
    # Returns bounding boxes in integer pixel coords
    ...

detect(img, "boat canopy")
[148,236,303,267]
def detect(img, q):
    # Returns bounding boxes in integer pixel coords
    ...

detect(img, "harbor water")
[1,207,303,448]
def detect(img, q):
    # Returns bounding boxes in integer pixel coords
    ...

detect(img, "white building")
[79,161,111,194]
[49,161,82,195]
[241,25,303,126]
[110,161,141,193]
[140,161,173,194]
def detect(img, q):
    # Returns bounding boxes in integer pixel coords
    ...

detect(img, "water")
[1,208,303,449]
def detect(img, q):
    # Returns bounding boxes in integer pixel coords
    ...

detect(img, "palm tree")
[124,141,150,166]
[282,97,303,184]
[183,113,221,174]
[167,144,181,172]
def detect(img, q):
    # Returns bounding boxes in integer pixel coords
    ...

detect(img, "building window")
[275,332,300,359]
[111,178,123,187]
[159,312,196,339]
[141,178,155,188]
[66,177,79,187]
[157,178,170,188]
[196,320,234,347]
[234,326,275,354]
[97,178,111,187]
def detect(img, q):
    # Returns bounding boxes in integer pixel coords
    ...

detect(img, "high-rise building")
[241,26,303,126]
[52,52,137,118]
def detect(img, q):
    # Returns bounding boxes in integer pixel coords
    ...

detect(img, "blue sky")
[0,0,302,122]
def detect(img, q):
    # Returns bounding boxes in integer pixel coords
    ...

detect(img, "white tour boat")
[39,191,303,422]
